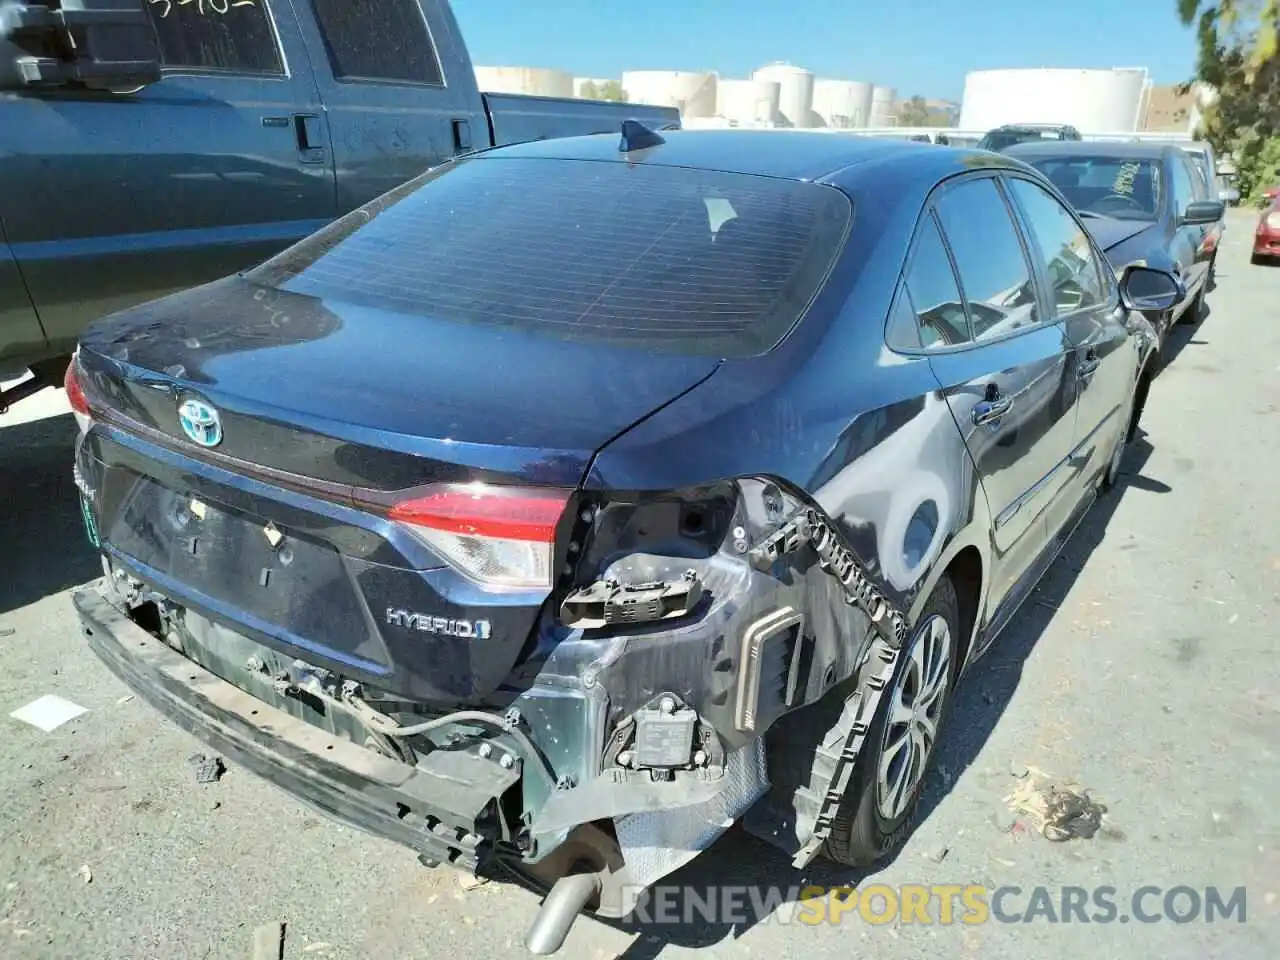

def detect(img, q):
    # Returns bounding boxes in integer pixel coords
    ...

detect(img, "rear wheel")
[823,576,960,867]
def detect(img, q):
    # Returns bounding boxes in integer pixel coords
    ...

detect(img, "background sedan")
[1003,141,1225,358]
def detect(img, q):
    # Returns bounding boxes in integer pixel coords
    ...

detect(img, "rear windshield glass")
[1028,157,1164,220]
[245,157,852,358]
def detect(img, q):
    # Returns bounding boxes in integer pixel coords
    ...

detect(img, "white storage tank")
[474,66,574,98]
[958,68,1149,133]
[620,70,718,117]
[752,63,815,128]
[812,79,874,128]
[716,78,782,125]
[870,86,897,126]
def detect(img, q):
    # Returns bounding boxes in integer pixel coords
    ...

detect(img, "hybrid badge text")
[385,608,492,639]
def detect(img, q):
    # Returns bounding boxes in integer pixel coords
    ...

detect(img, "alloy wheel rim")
[875,614,953,821]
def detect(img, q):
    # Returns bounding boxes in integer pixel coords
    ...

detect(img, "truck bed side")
[482,93,680,147]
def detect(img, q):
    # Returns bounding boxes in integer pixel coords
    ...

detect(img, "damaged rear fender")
[529,476,908,753]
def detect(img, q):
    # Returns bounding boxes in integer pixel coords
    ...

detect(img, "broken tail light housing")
[388,483,572,591]
[64,352,92,434]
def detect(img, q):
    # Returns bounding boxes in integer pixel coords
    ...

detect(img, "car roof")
[1002,140,1173,160]
[479,128,1001,184]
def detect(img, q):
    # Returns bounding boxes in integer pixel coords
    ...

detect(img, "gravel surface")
[2,211,1277,959]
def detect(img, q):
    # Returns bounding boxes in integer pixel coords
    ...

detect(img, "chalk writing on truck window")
[148,0,258,18]
[1112,161,1141,196]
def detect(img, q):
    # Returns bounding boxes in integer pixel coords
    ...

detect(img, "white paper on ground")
[9,695,88,732]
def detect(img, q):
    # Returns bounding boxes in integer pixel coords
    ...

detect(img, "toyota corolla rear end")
[68,141,865,952]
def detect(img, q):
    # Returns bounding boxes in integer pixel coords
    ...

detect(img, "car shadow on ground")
[0,413,99,616]
[603,435,1165,957]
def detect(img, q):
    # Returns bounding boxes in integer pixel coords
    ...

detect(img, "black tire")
[822,575,961,867]
[1176,283,1205,326]
[1252,253,1264,266]
[1207,252,1217,290]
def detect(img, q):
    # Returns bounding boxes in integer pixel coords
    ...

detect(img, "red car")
[1253,197,1280,264]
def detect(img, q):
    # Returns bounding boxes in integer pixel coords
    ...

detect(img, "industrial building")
[751,63,816,127]
[957,67,1151,133]
[810,79,874,129]
[478,61,1191,139]
[473,66,574,98]
[620,71,719,117]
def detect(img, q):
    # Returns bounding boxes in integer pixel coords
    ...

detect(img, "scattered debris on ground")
[1004,768,1109,842]
[9,695,88,733]
[189,753,226,784]
[0,624,14,637]
[251,921,286,960]
[77,865,92,884]
[457,873,490,891]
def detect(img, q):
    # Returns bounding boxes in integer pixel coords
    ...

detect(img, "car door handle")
[262,114,327,164]
[972,395,1014,426]
[1078,355,1101,381]
[293,114,327,164]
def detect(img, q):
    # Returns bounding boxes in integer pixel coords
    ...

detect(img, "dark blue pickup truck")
[0,0,679,410]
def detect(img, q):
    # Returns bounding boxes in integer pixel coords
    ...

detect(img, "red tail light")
[64,356,92,432]
[389,483,572,590]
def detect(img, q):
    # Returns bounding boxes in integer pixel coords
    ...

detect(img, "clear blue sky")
[453,0,1198,101]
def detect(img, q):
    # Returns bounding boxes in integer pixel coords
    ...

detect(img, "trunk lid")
[76,276,719,704]
[80,275,719,487]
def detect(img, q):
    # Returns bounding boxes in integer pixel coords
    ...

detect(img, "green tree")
[1178,0,1280,202]
[897,95,931,127]
[581,79,627,102]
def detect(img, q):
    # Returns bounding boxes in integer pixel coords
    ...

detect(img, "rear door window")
[934,177,1041,342]
[145,0,284,75]
[902,214,970,348]
[1006,177,1107,315]
[247,157,853,358]
[309,0,444,84]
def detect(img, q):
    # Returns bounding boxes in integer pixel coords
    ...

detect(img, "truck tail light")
[388,483,572,591]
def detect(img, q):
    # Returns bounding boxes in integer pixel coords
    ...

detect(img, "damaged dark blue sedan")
[67,125,1182,954]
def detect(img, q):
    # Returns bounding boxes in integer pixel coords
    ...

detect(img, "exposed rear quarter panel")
[585,175,993,655]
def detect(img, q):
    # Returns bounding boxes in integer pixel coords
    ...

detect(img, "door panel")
[930,328,1075,611]
[1,0,335,353]
[1060,304,1139,482]
[898,183,1077,617]
[292,0,486,212]
[1003,175,1133,514]
[1170,153,1208,293]
[0,225,46,375]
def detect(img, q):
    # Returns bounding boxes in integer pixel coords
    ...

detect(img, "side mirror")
[1,0,161,93]
[1181,199,1225,225]
[1120,265,1184,312]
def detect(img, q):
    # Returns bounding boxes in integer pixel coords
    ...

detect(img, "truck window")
[144,0,284,75]
[309,0,443,85]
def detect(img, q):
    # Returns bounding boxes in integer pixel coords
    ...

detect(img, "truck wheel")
[822,575,960,867]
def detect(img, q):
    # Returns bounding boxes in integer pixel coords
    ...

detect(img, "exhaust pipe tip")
[524,870,603,956]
